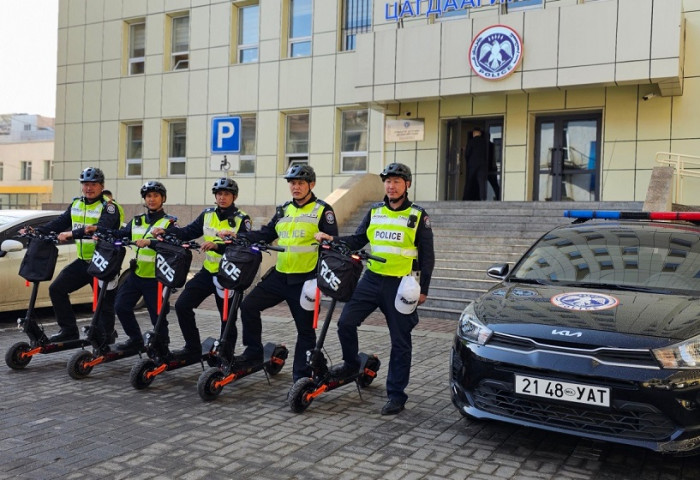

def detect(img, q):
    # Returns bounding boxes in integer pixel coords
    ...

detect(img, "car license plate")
[514,375,610,407]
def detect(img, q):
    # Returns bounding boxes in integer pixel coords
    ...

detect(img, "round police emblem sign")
[469,25,523,80]
[551,292,619,311]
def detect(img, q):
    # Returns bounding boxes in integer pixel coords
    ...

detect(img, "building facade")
[0,114,55,209]
[54,0,698,208]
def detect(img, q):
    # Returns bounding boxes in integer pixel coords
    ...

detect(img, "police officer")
[32,167,125,342]
[152,177,251,360]
[315,163,434,415]
[237,165,338,381]
[87,181,176,351]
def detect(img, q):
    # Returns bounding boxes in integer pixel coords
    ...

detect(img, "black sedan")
[450,212,700,455]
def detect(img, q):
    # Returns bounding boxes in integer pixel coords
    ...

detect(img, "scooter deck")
[37,338,91,354]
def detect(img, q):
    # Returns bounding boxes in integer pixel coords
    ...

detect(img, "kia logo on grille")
[552,329,582,337]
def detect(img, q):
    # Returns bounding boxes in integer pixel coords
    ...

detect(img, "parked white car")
[0,209,135,313]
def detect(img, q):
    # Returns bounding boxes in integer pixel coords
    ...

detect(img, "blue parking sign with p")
[211,116,241,154]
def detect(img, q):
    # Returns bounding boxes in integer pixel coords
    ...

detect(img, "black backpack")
[217,244,262,291]
[153,242,193,288]
[87,240,126,281]
[316,249,363,302]
[19,237,59,282]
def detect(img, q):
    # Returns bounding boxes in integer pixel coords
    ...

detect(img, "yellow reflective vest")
[131,214,175,278]
[275,200,328,274]
[367,202,422,277]
[70,197,125,260]
[202,208,250,274]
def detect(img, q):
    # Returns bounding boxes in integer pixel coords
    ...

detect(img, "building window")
[0,162,4,181]
[289,0,312,57]
[237,4,259,63]
[170,14,189,70]
[128,21,146,75]
[340,109,368,173]
[506,0,543,11]
[285,113,309,167]
[21,161,32,181]
[341,0,371,51]
[168,121,187,176]
[43,160,54,180]
[239,116,257,174]
[126,124,143,177]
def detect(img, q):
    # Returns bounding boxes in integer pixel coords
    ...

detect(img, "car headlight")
[457,302,492,345]
[653,335,700,369]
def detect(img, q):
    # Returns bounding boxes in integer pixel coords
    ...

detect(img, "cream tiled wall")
[54,0,700,209]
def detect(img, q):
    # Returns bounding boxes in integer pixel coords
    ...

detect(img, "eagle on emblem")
[479,39,513,70]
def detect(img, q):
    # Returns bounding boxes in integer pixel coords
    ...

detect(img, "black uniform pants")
[240,269,315,381]
[174,268,226,351]
[49,258,116,335]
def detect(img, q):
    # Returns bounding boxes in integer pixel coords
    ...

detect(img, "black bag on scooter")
[316,249,363,302]
[153,242,192,288]
[217,244,262,291]
[87,240,126,281]
[19,237,58,282]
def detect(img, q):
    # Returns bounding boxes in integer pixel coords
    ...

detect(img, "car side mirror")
[1,239,24,254]
[487,263,509,280]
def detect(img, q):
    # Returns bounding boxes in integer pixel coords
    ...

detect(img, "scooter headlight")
[457,303,492,345]
[653,335,700,369]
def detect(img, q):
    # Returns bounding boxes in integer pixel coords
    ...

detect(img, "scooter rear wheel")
[67,350,94,379]
[5,342,32,370]
[288,377,316,413]
[130,358,157,389]
[197,367,224,401]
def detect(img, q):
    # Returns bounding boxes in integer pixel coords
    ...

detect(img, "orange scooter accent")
[145,363,168,379]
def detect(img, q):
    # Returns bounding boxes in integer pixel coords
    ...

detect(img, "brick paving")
[1,299,699,479]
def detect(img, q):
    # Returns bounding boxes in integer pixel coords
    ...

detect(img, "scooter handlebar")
[17,228,59,244]
[222,235,285,253]
[319,240,387,263]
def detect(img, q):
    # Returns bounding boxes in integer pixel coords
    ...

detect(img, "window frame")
[341,0,372,52]
[128,20,146,75]
[505,0,544,12]
[237,3,260,64]
[126,123,143,177]
[167,120,187,176]
[238,115,257,175]
[43,160,54,180]
[0,162,4,181]
[339,109,369,174]
[285,112,310,167]
[169,13,190,71]
[288,0,313,58]
[20,161,32,181]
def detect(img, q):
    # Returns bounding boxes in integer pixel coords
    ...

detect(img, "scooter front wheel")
[67,350,94,379]
[288,377,316,413]
[197,367,224,401]
[5,342,32,370]
[130,358,156,389]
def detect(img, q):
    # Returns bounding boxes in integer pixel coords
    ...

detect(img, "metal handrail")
[655,152,700,204]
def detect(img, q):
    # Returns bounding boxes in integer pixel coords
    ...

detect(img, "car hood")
[476,283,700,344]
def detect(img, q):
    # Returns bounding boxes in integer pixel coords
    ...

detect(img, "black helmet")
[380,163,412,182]
[283,164,316,183]
[212,177,239,195]
[79,167,105,184]
[140,180,167,200]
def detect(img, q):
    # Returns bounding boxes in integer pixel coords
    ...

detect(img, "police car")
[450,211,700,454]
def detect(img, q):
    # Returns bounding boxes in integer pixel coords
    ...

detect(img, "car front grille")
[488,332,659,368]
[473,380,676,441]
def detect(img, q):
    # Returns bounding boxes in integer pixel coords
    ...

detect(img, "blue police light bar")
[564,211,700,221]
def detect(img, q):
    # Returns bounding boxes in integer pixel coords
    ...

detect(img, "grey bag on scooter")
[217,244,262,291]
[316,249,363,302]
[87,240,126,281]
[153,241,192,288]
[19,237,58,282]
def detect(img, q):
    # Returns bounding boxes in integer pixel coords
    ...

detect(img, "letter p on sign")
[211,116,241,154]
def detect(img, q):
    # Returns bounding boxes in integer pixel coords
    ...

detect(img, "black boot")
[116,337,144,352]
[49,327,79,343]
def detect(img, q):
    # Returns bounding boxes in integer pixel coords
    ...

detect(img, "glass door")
[534,113,601,201]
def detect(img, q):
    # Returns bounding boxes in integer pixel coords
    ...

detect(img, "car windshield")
[510,223,700,292]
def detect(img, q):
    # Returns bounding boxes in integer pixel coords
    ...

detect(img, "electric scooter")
[66,232,138,379]
[288,241,384,413]
[197,236,289,401]
[129,235,209,390]
[5,229,91,370]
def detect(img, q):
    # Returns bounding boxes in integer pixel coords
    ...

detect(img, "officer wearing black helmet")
[86,181,176,351]
[235,164,338,380]
[151,177,251,360]
[315,162,434,415]
[28,167,125,343]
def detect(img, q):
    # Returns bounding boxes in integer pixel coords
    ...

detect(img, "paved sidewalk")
[1,304,699,479]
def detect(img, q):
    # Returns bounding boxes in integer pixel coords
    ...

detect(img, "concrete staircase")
[340,200,643,321]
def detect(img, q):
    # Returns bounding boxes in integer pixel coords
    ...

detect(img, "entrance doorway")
[534,113,601,201]
[444,117,503,201]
